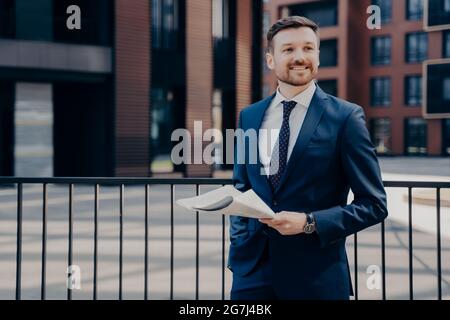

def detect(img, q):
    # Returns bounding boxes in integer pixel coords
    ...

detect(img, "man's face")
[266,27,320,87]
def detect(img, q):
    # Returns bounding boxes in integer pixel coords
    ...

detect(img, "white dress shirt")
[259,81,317,176]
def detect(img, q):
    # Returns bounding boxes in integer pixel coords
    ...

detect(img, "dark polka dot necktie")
[268,100,297,192]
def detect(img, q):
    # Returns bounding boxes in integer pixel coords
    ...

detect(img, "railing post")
[93,184,99,300]
[408,187,413,300]
[119,184,124,300]
[354,233,358,300]
[436,188,442,300]
[144,184,149,300]
[67,184,74,300]
[195,184,199,300]
[170,184,174,300]
[15,183,23,300]
[381,220,386,300]
[41,183,47,300]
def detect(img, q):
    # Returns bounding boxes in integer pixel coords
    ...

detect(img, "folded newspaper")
[176,185,275,219]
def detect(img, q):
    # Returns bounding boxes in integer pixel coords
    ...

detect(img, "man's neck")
[278,81,313,99]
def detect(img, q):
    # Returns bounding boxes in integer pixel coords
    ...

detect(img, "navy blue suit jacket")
[228,85,388,299]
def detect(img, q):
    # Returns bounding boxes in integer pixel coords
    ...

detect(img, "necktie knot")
[281,100,297,120]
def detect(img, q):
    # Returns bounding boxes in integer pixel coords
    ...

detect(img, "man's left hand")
[259,211,306,235]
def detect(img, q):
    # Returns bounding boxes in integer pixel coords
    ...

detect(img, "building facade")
[263,0,450,156]
[0,0,262,177]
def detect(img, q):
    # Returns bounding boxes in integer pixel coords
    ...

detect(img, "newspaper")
[176,185,275,219]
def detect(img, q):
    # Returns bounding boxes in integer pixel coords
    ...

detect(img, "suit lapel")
[246,94,275,199]
[274,86,329,194]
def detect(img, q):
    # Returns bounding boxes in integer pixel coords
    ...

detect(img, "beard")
[275,62,317,87]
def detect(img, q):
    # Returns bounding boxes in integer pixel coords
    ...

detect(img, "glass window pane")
[371,36,391,65]
[289,0,338,27]
[320,39,338,67]
[445,31,450,58]
[14,83,53,177]
[406,32,428,62]
[444,119,450,155]
[371,77,391,107]
[370,118,392,154]
[407,0,423,20]
[405,118,427,155]
[372,0,392,23]
[0,0,15,38]
[444,78,450,101]
[405,75,422,106]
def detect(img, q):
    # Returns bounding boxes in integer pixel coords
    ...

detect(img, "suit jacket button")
[273,200,278,206]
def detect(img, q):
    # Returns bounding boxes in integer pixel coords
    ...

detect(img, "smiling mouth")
[290,66,308,71]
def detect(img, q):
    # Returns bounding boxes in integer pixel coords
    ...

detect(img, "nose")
[293,49,306,64]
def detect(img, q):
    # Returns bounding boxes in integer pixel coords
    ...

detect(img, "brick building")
[262,0,450,156]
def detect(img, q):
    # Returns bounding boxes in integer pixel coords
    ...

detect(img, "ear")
[266,51,275,70]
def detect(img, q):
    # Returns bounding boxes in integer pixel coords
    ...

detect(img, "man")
[228,16,388,300]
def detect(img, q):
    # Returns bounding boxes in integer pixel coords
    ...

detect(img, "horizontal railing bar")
[0,177,233,185]
[0,177,449,188]
[382,181,450,188]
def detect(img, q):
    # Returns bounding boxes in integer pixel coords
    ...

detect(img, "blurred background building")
[0,0,448,178]
[263,0,450,157]
[0,0,261,177]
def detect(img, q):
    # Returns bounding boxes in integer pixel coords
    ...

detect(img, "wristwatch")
[303,213,316,234]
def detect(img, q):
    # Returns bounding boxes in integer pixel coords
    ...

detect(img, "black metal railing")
[0,177,449,300]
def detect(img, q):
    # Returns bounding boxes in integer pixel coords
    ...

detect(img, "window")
[444,31,450,58]
[372,0,392,24]
[150,88,175,173]
[427,0,450,29]
[406,0,423,20]
[318,79,338,96]
[289,0,338,27]
[320,39,338,67]
[0,0,14,38]
[152,0,180,49]
[15,0,53,41]
[443,119,450,155]
[406,32,428,63]
[444,78,450,101]
[370,118,392,154]
[405,118,427,155]
[371,36,391,65]
[425,63,450,116]
[212,0,230,40]
[14,83,54,176]
[405,75,422,106]
[370,77,391,107]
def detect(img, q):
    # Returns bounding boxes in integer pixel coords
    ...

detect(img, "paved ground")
[0,157,449,300]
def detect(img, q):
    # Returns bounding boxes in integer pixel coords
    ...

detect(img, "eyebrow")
[281,41,316,47]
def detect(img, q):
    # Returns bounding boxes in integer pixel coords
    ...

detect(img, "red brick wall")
[185,0,213,177]
[236,0,253,124]
[114,0,151,176]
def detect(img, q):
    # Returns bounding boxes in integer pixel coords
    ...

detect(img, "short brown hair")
[267,16,320,52]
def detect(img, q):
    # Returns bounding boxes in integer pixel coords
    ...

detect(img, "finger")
[258,218,271,224]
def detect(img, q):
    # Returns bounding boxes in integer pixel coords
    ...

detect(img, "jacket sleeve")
[229,111,253,243]
[312,106,388,248]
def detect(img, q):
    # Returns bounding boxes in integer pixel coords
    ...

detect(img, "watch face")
[304,224,315,234]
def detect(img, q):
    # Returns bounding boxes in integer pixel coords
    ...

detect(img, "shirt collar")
[273,81,317,109]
